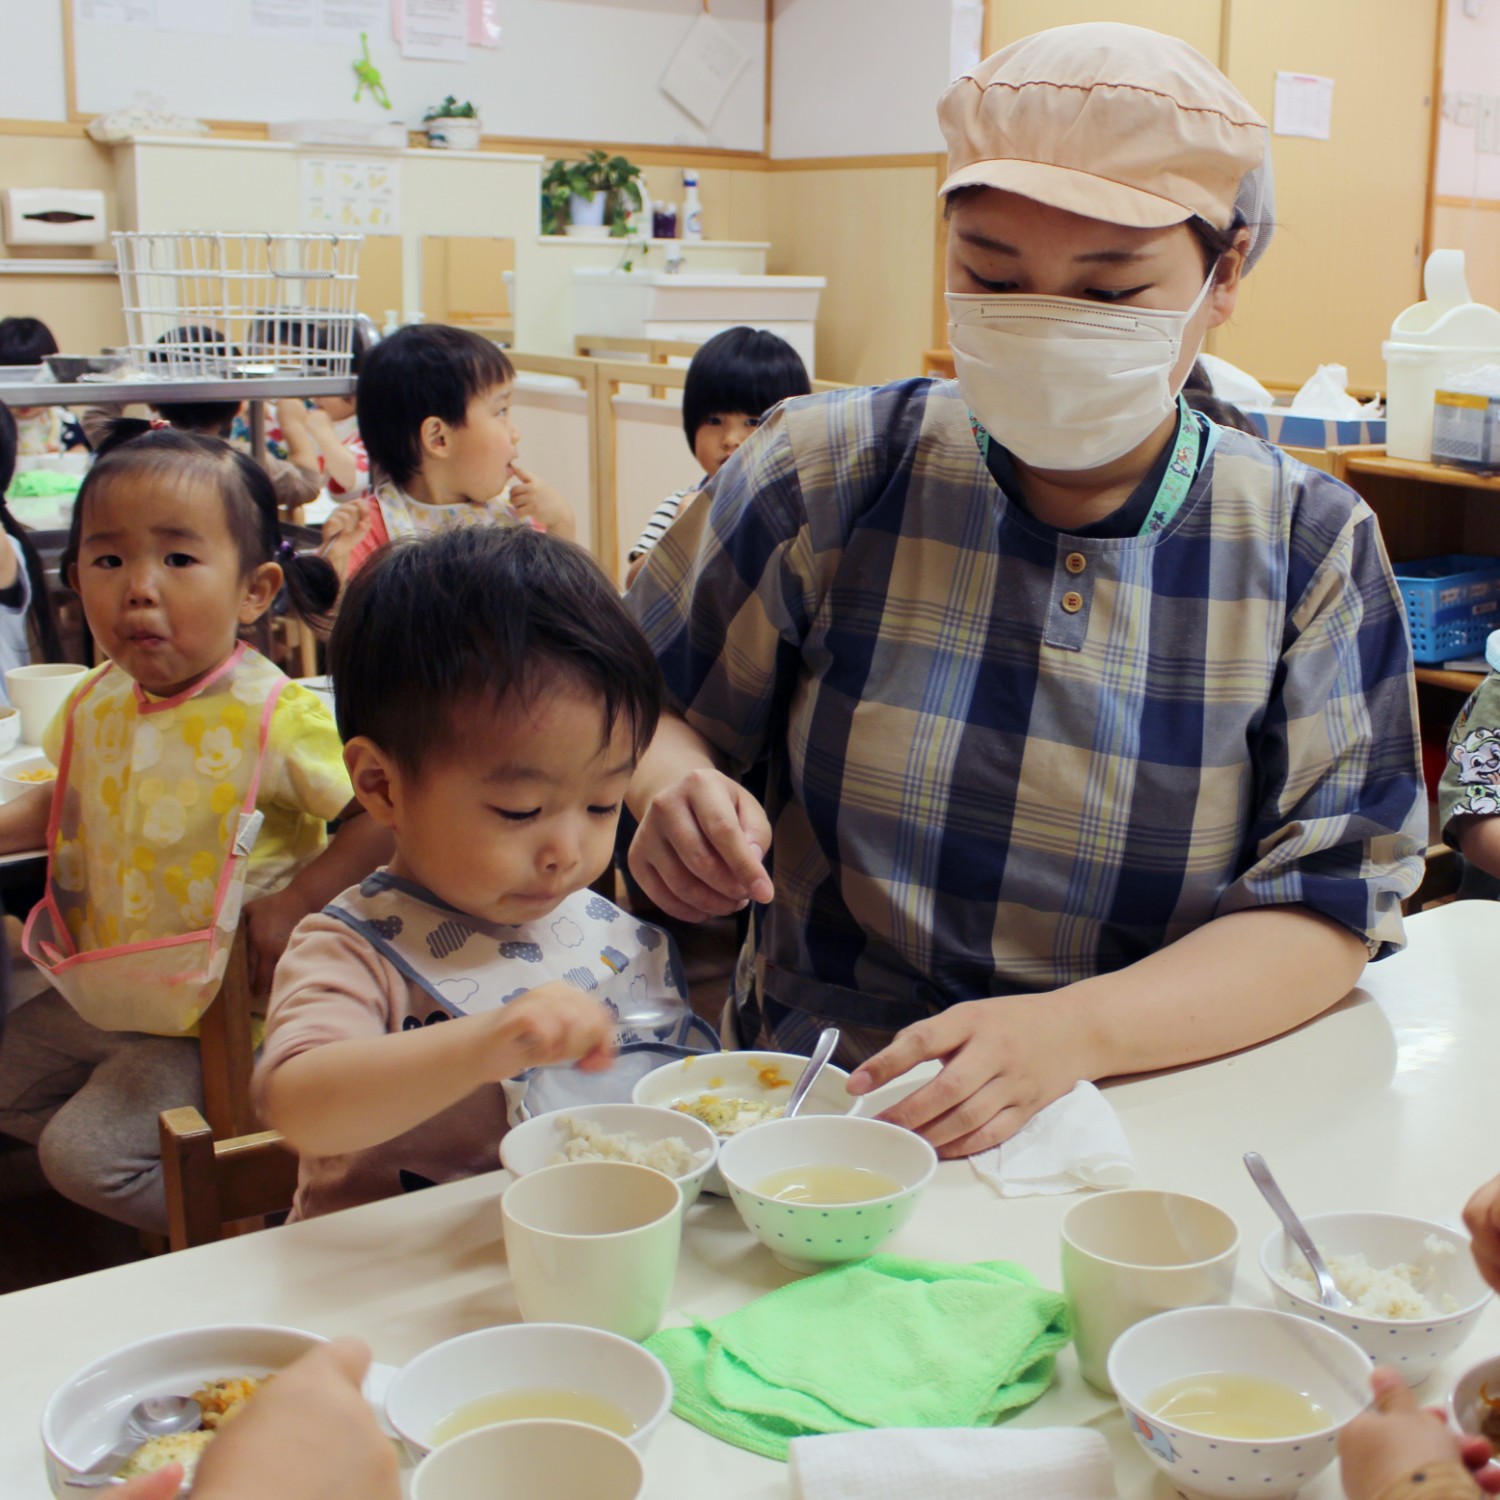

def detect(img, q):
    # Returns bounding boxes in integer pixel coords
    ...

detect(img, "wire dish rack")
[112,231,363,378]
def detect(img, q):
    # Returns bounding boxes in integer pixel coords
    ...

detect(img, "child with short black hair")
[624,326,811,585]
[0,421,391,1232]
[256,524,705,1219]
[0,316,86,454]
[319,324,576,581]
[0,402,64,685]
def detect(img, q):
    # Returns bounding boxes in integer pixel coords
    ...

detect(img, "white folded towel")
[788,1426,1117,1500]
[969,1081,1134,1197]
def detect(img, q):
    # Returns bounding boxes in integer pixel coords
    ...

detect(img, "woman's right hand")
[629,767,774,921]
[1465,1173,1500,1295]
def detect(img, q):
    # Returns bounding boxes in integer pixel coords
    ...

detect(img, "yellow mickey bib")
[23,643,286,1035]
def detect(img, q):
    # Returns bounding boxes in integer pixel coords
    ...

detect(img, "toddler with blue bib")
[255,525,710,1219]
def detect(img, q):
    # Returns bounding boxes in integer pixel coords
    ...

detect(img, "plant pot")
[425,117,481,151]
[567,191,610,237]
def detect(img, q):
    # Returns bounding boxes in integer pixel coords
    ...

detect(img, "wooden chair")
[159,1105,298,1251]
[1405,842,1462,914]
[197,924,259,1140]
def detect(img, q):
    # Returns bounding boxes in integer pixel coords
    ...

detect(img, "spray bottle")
[682,168,703,241]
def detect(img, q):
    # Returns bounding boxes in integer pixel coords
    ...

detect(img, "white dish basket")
[112,230,363,377]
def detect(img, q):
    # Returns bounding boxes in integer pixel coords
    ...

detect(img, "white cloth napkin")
[969,1081,1134,1197]
[787,1426,1117,1500]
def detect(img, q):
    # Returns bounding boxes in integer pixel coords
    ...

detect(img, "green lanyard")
[967,395,1204,538]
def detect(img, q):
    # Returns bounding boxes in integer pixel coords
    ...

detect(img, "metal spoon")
[64,1394,202,1488]
[1244,1151,1352,1310]
[785,1027,840,1118]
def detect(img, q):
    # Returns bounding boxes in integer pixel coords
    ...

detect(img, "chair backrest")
[159,1105,298,1251]
[197,924,257,1139]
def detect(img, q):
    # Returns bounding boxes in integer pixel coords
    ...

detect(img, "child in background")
[256,525,698,1219]
[0,317,87,455]
[0,403,64,693]
[623,326,810,587]
[1438,631,1500,894]
[275,327,372,501]
[0,422,391,1233]
[318,325,576,582]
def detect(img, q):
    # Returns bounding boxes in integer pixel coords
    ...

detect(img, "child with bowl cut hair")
[256,525,708,1220]
[318,324,576,581]
[624,325,810,587]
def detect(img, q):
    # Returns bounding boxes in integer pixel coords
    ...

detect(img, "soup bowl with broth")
[717,1114,937,1273]
[383,1323,673,1461]
[1108,1305,1371,1499]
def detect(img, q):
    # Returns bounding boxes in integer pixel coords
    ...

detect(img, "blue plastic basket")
[1392,554,1500,664]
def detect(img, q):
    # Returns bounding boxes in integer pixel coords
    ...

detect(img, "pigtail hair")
[90,416,158,458]
[276,544,340,626]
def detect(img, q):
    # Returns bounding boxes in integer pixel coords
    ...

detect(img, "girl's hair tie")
[148,417,171,430]
[277,539,297,560]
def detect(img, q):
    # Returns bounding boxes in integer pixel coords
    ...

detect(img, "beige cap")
[938,22,1266,230]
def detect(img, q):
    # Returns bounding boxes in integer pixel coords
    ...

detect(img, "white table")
[1,900,1496,1499]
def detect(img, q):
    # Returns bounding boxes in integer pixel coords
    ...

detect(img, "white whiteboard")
[67,0,766,152]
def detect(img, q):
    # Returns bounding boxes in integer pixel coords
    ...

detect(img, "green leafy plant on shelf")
[540,150,645,238]
[423,95,479,121]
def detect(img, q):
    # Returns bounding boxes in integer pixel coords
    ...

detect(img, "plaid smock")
[625,379,1425,1058]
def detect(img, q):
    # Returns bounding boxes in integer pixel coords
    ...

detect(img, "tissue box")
[1243,411,1387,449]
[1432,389,1500,471]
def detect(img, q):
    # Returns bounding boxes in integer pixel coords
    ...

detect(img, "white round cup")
[409,1418,645,1500]
[502,1161,683,1343]
[5,664,87,746]
[1060,1188,1240,1393]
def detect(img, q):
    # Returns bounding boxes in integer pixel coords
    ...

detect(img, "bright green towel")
[645,1255,1071,1461]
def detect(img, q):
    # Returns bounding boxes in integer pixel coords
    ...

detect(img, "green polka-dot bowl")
[716,1114,938,1273]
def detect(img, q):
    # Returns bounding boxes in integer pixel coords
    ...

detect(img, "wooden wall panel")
[1430,201,1500,314]
[765,162,942,387]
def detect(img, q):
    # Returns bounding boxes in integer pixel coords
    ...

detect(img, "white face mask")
[946,267,1218,472]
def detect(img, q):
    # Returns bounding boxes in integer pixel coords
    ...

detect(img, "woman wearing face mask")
[624,23,1424,1157]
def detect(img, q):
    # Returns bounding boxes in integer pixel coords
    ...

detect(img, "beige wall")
[0,128,126,352]
[1431,200,1500,311]
[766,159,943,387]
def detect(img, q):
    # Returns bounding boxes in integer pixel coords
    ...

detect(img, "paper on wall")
[1273,71,1334,140]
[248,0,317,36]
[661,11,750,130]
[318,0,387,43]
[950,1,983,79]
[301,155,401,232]
[470,0,500,48]
[75,0,155,25]
[394,0,467,61]
[156,0,232,33]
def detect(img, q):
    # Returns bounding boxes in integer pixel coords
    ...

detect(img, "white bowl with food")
[41,1324,325,1495]
[716,1113,937,1273]
[1109,1305,1371,1500]
[409,1418,645,1500]
[1449,1350,1500,1445]
[0,706,19,755]
[500,1103,719,1207]
[384,1322,673,1461]
[0,752,56,803]
[632,1050,858,1195]
[1259,1211,1491,1385]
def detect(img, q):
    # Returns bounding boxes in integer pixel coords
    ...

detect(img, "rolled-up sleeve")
[1217,499,1425,957]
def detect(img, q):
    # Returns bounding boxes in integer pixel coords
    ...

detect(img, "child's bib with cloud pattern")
[23,643,284,1035]
[326,870,716,1113]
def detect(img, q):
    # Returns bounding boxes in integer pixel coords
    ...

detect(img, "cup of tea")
[502,1161,683,1343]
[1060,1188,1239,1392]
[5,664,88,746]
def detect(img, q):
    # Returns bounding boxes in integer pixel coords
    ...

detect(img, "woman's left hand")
[242,888,313,997]
[846,993,1085,1157]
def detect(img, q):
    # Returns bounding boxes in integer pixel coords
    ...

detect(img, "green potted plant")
[423,96,480,151]
[540,151,645,238]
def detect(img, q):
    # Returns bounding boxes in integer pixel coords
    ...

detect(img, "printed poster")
[74,0,155,25]
[300,156,400,233]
